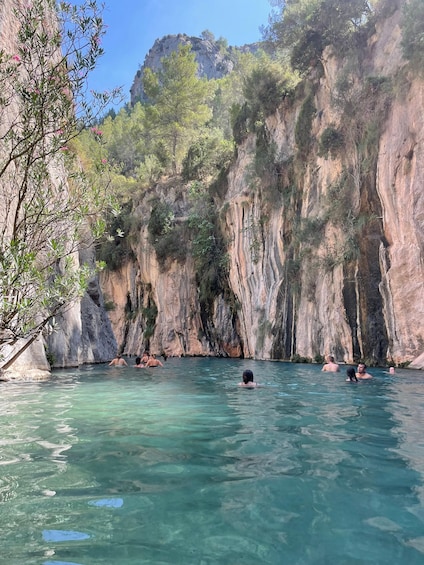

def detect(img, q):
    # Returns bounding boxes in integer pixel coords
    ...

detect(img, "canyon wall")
[0,0,116,376]
[101,179,242,358]
[103,6,424,368]
[45,246,117,368]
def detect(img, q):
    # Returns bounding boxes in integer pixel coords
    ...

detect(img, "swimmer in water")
[145,354,163,367]
[238,369,258,388]
[109,354,127,367]
[322,355,340,373]
[357,363,372,380]
[134,357,145,368]
[346,367,358,382]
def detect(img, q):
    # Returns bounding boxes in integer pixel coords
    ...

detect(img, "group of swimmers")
[239,355,394,388]
[110,352,392,382]
[322,354,395,380]
[322,355,373,380]
[109,352,163,368]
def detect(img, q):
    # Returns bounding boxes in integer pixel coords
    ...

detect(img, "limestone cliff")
[45,246,117,368]
[0,0,116,376]
[130,33,258,105]
[102,5,423,369]
[101,179,242,358]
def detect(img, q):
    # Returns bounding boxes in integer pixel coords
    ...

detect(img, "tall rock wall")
[102,5,424,369]
[377,77,424,364]
[0,0,116,375]
[222,5,423,367]
[45,246,117,368]
[100,179,241,358]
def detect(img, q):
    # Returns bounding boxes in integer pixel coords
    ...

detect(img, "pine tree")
[143,45,213,174]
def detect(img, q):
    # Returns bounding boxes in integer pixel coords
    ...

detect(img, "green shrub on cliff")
[147,200,188,267]
[153,224,188,266]
[97,202,135,271]
[231,55,299,142]
[182,131,234,181]
[188,184,229,308]
[295,93,316,156]
[148,201,174,241]
[401,0,424,73]
[318,126,345,158]
[265,0,374,74]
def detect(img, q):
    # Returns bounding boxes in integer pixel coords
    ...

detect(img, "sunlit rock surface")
[103,5,423,368]
[0,0,116,374]
[130,33,258,105]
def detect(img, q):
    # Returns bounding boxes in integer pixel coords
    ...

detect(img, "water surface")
[1,358,424,564]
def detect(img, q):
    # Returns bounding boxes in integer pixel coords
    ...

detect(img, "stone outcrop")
[130,33,258,105]
[45,246,117,368]
[100,179,241,358]
[103,5,424,369]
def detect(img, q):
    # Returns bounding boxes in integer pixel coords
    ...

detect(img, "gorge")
[1,0,423,377]
[99,3,424,369]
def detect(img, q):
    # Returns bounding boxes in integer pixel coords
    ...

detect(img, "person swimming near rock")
[109,354,127,367]
[356,363,372,379]
[238,369,258,388]
[346,367,358,382]
[134,357,145,368]
[145,354,163,367]
[322,355,340,373]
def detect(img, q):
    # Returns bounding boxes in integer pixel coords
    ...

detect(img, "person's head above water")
[242,369,254,384]
[346,367,358,382]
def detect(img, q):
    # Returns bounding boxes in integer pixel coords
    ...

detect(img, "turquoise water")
[1,358,424,565]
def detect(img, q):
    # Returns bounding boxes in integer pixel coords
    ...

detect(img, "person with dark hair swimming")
[346,367,358,382]
[134,357,145,368]
[238,369,258,388]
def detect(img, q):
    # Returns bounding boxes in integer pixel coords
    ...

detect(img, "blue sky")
[89,0,273,106]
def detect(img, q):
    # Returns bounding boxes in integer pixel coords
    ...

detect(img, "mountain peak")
[130,33,259,105]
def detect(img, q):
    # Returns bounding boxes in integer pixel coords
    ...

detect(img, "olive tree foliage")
[265,0,375,73]
[143,44,213,174]
[0,0,121,365]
